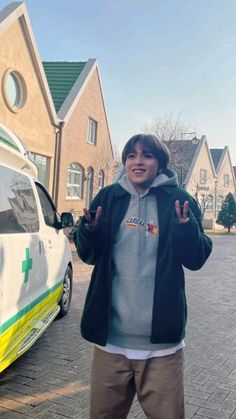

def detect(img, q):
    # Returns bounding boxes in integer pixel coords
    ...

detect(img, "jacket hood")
[118,168,178,196]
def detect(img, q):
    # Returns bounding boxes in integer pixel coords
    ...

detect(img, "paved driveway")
[0,235,236,418]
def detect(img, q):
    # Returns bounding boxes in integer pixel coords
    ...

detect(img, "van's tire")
[58,265,73,318]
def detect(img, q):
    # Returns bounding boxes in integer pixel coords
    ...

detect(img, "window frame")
[87,117,97,145]
[66,163,84,199]
[224,174,229,187]
[216,195,224,212]
[205,195,213,211]
[98,169,105,190]
[200,169,207,184]
[2,69,27,113]
[86,166,94,208]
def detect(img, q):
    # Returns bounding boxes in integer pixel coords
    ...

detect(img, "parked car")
[0,123,74,373]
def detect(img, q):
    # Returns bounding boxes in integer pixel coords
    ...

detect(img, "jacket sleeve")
[171,196,212,270]
[74,191,108,265]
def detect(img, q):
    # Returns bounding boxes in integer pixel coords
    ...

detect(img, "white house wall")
[216,152,236,199]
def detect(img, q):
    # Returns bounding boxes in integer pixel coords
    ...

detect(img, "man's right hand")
[83,206,102,231]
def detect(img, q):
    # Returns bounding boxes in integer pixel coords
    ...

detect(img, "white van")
[0,123,74,373]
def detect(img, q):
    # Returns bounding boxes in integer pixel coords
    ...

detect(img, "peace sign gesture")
[175,200,189,224]
[83,206,102,231]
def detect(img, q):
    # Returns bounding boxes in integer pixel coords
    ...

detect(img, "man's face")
[125,142,159,193]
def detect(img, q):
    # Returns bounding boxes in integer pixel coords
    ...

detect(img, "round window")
[2,70,27,112]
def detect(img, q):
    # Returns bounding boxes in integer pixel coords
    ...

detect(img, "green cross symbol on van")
[22,248,33,283]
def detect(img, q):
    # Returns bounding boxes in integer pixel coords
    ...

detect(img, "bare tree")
[112,144,121,179]
[142,112,193,142]
[93,143,121,191]
[195,190,214,218]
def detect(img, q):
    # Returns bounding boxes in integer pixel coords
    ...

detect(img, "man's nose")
[134,155,144,164]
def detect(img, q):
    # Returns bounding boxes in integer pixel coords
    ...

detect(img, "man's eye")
[127,154,135,159]
[144,154,154,158]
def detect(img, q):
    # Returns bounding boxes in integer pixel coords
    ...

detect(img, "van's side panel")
[0,165,68,371]
[0,240,3,326]
[0,127,73,373]
[0,165,46,324]
[1,234,45,325]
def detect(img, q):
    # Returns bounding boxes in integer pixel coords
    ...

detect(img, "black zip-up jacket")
[75,182,212,346]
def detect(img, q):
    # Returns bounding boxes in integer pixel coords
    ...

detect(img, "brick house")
[233,166,236,180]
[210,147,236,222]
[43,60,114,216]
[0,2,114,215]
[0,2,57,193]
[165,137,236,228]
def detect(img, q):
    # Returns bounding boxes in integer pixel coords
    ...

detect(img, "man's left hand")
[175,200,190,224]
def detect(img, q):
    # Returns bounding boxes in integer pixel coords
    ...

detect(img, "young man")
[74,134,212,419]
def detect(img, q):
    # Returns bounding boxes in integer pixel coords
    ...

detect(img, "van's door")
[0,165,46,330]
[0,239,3,325]
[34,183,70,292]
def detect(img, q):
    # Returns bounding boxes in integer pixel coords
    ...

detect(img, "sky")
[1,0,236,163]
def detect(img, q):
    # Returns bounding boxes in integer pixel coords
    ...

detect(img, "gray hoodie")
[107,169,179,350]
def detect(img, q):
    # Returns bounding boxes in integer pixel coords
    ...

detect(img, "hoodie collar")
[116,168,178,196]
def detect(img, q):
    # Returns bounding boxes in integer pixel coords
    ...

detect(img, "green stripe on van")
[0,280,63,334]
[0,128,20,152]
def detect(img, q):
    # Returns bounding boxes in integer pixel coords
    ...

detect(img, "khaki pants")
[90,346,184,419]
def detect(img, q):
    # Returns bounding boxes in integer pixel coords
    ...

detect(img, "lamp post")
[214,180,217,220]
[180,131,197,187]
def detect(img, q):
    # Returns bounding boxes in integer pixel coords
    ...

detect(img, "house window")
[224,174,229,187]
[86,167,94,208]
[88,118,97,145]
[205,195,213,211]
[2,70,27,112]
[200,169,207,184]
[67,163,83,199]
[30,153,50,190]
[216,196,223,212]
[98,169,105,189]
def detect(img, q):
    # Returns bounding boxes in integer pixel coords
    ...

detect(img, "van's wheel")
[58,265,73,318]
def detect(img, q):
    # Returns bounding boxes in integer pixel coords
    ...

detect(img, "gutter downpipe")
[52,121,64,207]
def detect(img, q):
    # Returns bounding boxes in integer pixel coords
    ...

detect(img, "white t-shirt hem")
[95,340,185,360]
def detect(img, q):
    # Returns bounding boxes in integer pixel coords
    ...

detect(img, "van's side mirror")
[61,212,74,228]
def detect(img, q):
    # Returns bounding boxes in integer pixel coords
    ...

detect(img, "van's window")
[0,166,39,234]
[36,183,58,228]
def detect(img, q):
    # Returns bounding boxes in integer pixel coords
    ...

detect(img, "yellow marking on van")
[22,247,33,282]
[0,282,63,372]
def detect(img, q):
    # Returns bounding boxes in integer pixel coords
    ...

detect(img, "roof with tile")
[210,149,224,170]
[42,61,87,112]
[164,139,200,185]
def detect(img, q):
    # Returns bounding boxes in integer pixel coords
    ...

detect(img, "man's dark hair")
[121,134,170,172]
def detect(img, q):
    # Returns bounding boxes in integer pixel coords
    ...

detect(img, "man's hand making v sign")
[83,206,102,231]
[175,200,190,224]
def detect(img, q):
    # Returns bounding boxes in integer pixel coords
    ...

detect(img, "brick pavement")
[0,235,236,418]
